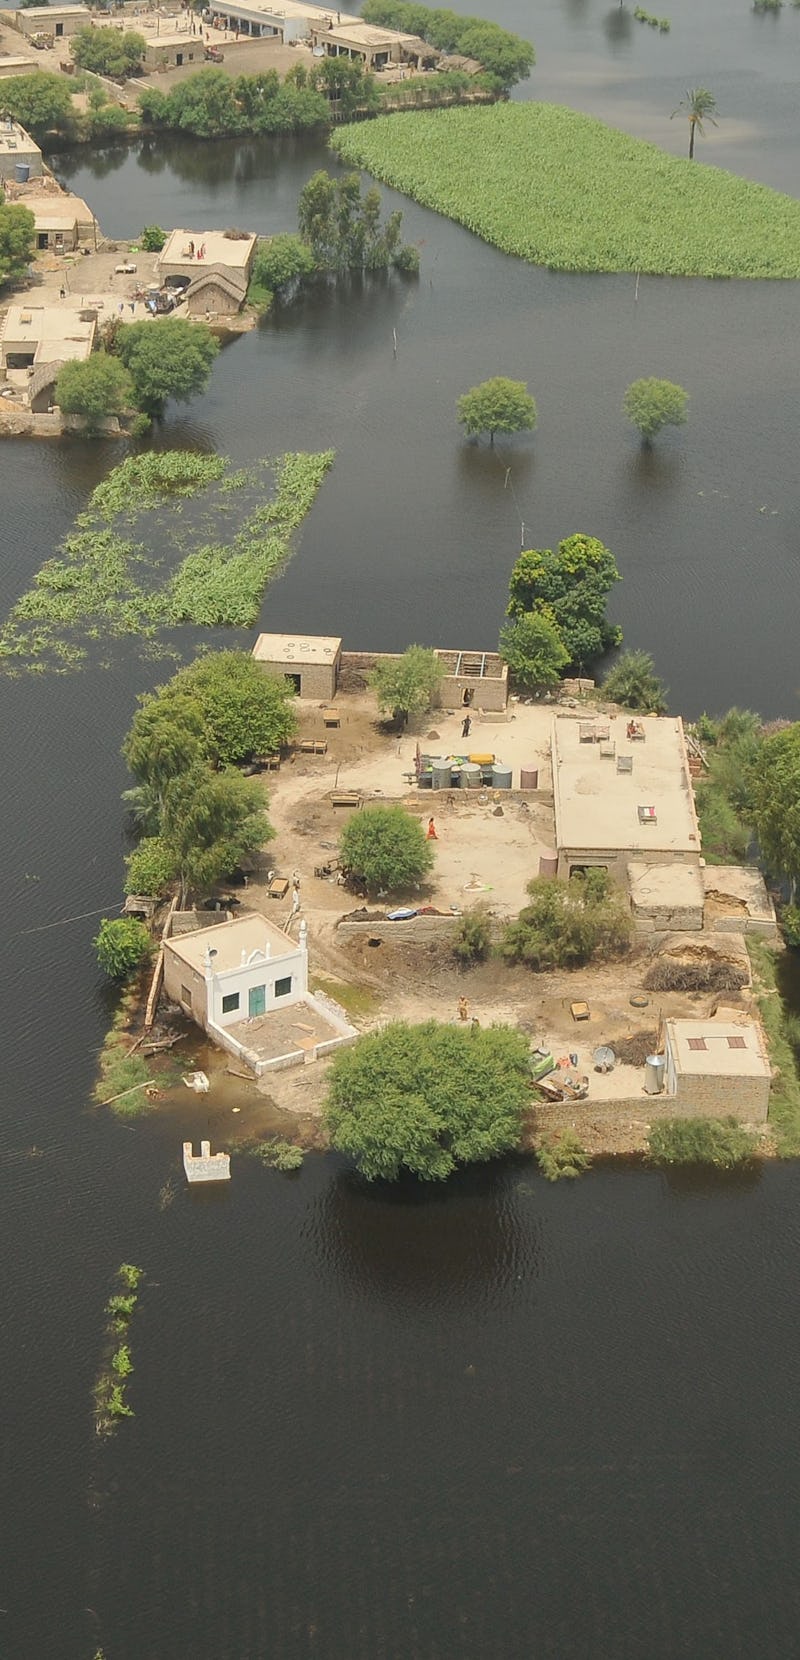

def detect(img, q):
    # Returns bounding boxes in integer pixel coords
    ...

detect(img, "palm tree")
[671,87,718,159]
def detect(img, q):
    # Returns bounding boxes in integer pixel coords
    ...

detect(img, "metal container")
[460,763,482,789]
[418,770,432,789]
[644,1055,665,1095]
[491,764,512,790]
[520,767,539,790]
[430,761,451,791]
[538,851,558,879]
[480,766,494,786]
[14,162,30,184]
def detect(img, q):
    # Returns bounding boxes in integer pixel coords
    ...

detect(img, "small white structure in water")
[183,1140,230,1183]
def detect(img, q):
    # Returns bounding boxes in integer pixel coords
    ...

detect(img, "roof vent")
[638,805,657,824]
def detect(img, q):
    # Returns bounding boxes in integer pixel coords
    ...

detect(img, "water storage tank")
[520,767,539,790]
[431,760,451,791]
[538,850,558,878]
[418,770,432,789]
[15,162,30,184]
[460,763,482,789]
[492,764,512,790]
[644,1055,665,1095]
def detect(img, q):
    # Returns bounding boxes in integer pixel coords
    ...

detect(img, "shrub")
[118,1263,143,1289]
[340,805,434,894]
[647,1116,758,1168]
[251,1139,304,1171]
[453,905,493,964]
[94,917,152,979]
[250,233,314,295]
[124,836,176,898]
[601,649,668,713]
[536,1131,592,1181]
[370,644,444,722]
[502,870,632,969]
[111,1345,133,1377]
[140,225,167,252]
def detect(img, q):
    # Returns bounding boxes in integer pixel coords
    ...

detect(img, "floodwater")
[2,0,800,1653]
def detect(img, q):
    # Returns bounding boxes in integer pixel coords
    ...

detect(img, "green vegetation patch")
[747,939,800,1155]
[647,1116,758,1168]
[332,103,800,278]
[95,1262,145,1433]
[0,449,334,673]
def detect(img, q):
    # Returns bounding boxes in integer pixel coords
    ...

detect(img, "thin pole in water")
[392,327,398,357]
[635,271,640,303]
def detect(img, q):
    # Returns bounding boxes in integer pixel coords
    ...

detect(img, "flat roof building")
[252,632,342,700]
[0,55,38,78]
[0,303,96,372]
[158,228,257,285]
[663,1014,771,1123]
[15,4,90,37]
[0,117,42,183]
[551,714,700,880]
[308,18,437,67]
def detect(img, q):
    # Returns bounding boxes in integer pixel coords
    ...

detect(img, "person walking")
[461,714,471,740]
[426,817,438,840]
[458,996,469,1022]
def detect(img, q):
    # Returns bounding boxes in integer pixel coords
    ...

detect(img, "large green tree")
[169,652,297,766]
[498,610,568,691]
[123,689,205,808]
[324,1020,531,1180]
[72,25,146,76]
[298,169,416,273]
[250,233,315,298]
[56,354,133,432]
[339,805,434,893]
[457,377,536,444]
[159,765,272,903]
[113,318,218,415]
[671,86,718,159]
[507,533,621,667]
[0,72,75,138]
[750,723,800,898]
[624,378,689,444]
[0,203,35,287]
[370,644,444,723]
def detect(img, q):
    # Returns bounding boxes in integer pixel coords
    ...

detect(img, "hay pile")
[643,932,750,993]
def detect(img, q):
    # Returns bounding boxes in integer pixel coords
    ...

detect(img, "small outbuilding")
[15,4,90,38]
[0,117,42,184]
[0,304,97,386]
[182,264,248,316]
[252,632,342,700]
[662,1013,771,1123]
[433,649,508,713]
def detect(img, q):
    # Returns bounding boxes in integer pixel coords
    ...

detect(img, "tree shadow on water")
[623,443,686,499]
[603,5,634,47]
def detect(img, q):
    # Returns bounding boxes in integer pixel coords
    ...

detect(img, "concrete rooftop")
[552,714,700,856]
[1,304,95,362]
[159,229,256,271]
[252,632,342,666]
[666,1017,771,1079]
[165,911,297,975]
[0,120,40,157]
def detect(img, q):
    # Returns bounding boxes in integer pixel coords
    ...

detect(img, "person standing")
[426,817,438,840]
[461,714,471,740]
[458,996,469,1022]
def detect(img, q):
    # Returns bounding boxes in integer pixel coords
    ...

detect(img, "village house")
[252,632,342,701]
[157,228,257,297]
[308,18,438,70]
[27,192,96,253]
[0,55,38,79]
[0,303,97,410]
[433,649,508,713]
[14,3,90,39]
[162,910,356,1074]
[0,116,42,185]
[142,27,204,70]
[662,1012,772,1123]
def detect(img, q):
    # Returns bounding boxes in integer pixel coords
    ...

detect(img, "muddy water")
[3,0,800,1653]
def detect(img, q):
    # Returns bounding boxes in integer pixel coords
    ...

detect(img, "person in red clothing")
[427,817,438,840]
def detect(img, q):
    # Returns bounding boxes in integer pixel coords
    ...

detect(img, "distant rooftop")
[552,714,699,855]
[16,4,90,15]
[311,18,419,43]
[165,912,296,976]
[252,632,342,666]
[0,118,41,158]
[216,0,360,18]
[1,304,95,364]
[158,228,256,271]
[666,1017,770,1079]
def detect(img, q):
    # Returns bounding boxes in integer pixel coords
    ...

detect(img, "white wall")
[207,941,307,1027]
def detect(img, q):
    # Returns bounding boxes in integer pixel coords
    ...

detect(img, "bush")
[140,225,167,252]
[536,1130,592,1181]
[250,1139,304,1171]
[111,1345,133,1377]
[325,1019,530,1180]
[499,610,568,692]
[601,649,668,714]
[250,233,314,295]
[647,1116,758,1168]
[623,378,689,444]
[370,644,444,722]
[56,354,133,432]
[94,917,152,979]
[502,870,632,970]
[453,904,493,964]
[340,805,434,894]
[124,835,176,897]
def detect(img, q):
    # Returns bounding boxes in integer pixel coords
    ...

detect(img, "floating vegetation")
[633,7,671,27]
[245,1138,305,1171]
[331,104,800,277]
[0,449,334,673]
[94,1263,145,1434]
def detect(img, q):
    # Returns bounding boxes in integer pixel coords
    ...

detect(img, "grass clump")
[747,939,800,1154]
[536,1131,592,1181]
[95,1265,144,1432]
[647,1115,758,1168]
[249,1138,305,1171]
[332,103,800,278]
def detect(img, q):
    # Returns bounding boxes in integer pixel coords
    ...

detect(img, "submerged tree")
[457,377,537,444]
[623,378,689,445]
[671,87,718,159]
[507,533,621,667]
[297,169,418,273]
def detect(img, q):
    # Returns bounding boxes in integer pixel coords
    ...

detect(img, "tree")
[601,649,668,713]
[623,378,689,444]
[499,610,568,692]
[169,652,297,766]
[72,25,146,76]
[0,203,35,288]
[55,354,133,432]
[457,377,537,444]
[314,54,380,116]
[370,644,444,724]
[250,233,315,296]
[324,1019,531,1181]
[113,318,218,415]
[507,534,621,667]
[123,689,205,806]
[0,72,75,139]
[87,101,131,139]
[671,86,718,159]
[456,22,535,86]
[339,805,434,893]
[94,917,152,979]
[123,836,176,897]
[297,169,416,273]
[139,226,167,252]
[501,870,632,969]
[160,765,272,903]
[750,723,800,898]
[453,904,493,964]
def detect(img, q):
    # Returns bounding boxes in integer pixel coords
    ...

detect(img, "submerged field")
[332,103,800,278]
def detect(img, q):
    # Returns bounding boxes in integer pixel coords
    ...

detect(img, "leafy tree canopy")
[370,644,444,722]
[499,610,568,691]
[507,533,621,667]
[750,722,800,896]
[361,0,535,86]
[94,916,152,979]
[139,225,167,252]
[298,169,418,273]
[113,317,218,414]
[137,66,328,137]
[623,377,689,443]
[72,25,146,75]
[124,835,176,898]
[340,805,434,894]
[325,1019,531,1180]
[0,72,75,137]
[160,764,271,902]
[250,232,315,296]
[601,649,668,714]
[501,870,632,970]
[169,652,298,766]
[0,203,35,287]
[457,376,536,443]
[56,354,133,431]
[123,689,205,799]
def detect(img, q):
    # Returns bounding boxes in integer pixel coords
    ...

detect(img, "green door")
[248,984,266,1017]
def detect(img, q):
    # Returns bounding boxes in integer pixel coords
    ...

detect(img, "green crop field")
[332,103,800,278]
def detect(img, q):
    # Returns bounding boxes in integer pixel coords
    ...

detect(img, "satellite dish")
[593,1045,616,1073]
